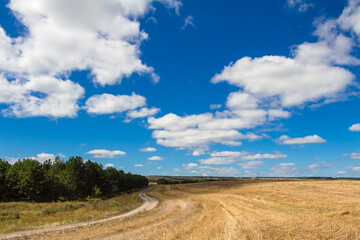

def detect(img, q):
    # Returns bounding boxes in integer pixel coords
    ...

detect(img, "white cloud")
[270,163,298,177]
[148,156,164,161]
[148,112,264,149]
[209,104,222,110]
[181,15,194,30]
[268,109,291,120]
[338,0,360,38]
[306,163,320,169]
[0,74,84,118]
[127,107,160,119]
[104,163,114,168]
[195,166,243,176]
[140,147,157,152]
[337,171,346,174]
[238,161,263,169]
[212,56,354,108]
[85,93,146,115]
[276,135,326,144]
[36,153,56,162]
[134,164,144,167]
[156,166,162,169]
[148,113,213,131]
[226,92,258,110]
[287,0,314,13]
[210,151,248,157]
[182,163,199,169]
[192,150,206,156]
[240,153,287,161]
[199,157,237,165]
[349,123,360,132]
[86,149,126,158]
[198,152,285,165]
[0,0,180,118]
[349,153,360,159]
[350,166,360,174]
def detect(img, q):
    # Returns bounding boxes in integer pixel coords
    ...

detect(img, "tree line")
[0,156,148,202]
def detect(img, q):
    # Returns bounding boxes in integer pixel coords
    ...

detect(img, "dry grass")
[16,180,360,240]
[0,191,142,234]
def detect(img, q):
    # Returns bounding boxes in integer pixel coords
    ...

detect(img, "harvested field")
[7,180,360,240]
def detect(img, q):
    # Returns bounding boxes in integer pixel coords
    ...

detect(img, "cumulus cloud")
[276,135,326,144]
[287,0,314,13]
[36,153,56,162]
[104,163,114,168]
[134,164,144,167]
[240,153,287,161]
[270,163,298,177]
[85,93,146,115]
[184,163,198,168]
[0,74,84,118]
[209,104,222,110]
[86,149,126,158]
[306,163,320,169]
[192,150,206,156]
[210,151,248,157]
[349,123,360,132]
[148,156,164,160]
[338,0,360,37]
[349,152,360,159]
[238,161,263,169]
[148,112,264,149]
[140,147,157,152]
[212,56,354,108]
[183,165,245,176]
[199,157,237,165]
[199,151,287,165]
[0,0,180,118]
[350,166,360,174]
[127,107,160,120]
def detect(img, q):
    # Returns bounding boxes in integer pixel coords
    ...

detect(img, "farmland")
[7,179,360,240]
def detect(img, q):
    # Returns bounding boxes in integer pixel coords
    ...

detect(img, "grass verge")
[0,190,143,234]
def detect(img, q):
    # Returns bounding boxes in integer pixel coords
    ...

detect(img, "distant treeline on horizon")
[0,156,148,202]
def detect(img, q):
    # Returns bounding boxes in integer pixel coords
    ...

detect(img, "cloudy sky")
[0,0,359,177]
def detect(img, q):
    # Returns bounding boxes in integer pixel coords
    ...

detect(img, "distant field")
[6,179,360,239]
[0,191,142,234]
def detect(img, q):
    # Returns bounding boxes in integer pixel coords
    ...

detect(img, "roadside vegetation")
[156,177,215,185]
[0,190,143,233]
[0,156,148,202]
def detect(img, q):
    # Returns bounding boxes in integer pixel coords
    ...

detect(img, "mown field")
[0,191,142,234]
[4,179,360,239]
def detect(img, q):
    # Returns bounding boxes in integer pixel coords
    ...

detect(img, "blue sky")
[0,0,359,177]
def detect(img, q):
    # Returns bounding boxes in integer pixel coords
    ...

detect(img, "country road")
[0,187,158,240]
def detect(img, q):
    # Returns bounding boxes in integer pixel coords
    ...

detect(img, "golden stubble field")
[22,180,360,240]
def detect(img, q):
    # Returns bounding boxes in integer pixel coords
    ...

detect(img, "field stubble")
[10,180,360,240]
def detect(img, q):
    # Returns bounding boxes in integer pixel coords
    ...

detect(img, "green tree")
[0,159,11,201]
[6,159,45,201]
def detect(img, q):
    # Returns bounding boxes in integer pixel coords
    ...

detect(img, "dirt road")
[0,187,158,240]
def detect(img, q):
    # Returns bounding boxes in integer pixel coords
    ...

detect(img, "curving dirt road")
[0,187,158,240]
